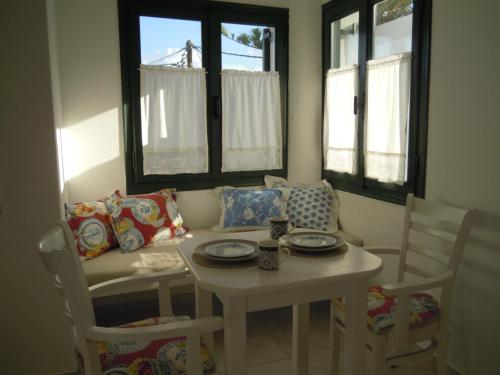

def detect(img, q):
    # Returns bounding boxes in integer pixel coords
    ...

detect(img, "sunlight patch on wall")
[61,108,121,181]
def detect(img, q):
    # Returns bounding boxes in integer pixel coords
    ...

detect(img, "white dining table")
[176,230,382,375]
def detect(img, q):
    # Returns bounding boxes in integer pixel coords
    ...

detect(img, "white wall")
[56,0,126,203]
[426,0,500,372]
[287,0,323,183]
[0,1,74,373]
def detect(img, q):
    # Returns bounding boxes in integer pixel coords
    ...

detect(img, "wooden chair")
[38,221,223,375]
[330,194,477,375]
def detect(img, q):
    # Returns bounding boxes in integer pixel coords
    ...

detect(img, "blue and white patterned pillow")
[264,175,339,232]
[213,187,289,232]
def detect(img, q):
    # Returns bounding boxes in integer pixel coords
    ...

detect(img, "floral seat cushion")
[98,316,216,374]
[334,285,440,334]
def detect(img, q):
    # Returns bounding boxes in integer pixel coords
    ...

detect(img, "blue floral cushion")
[213,187,289,232]
[265,175,339,232]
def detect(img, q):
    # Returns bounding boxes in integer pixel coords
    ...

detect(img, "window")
[322,0,431,204]
[119,1,288,193]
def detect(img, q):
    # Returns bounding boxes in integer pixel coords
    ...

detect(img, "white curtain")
[140,65,208,175]
[323,65,358,174]
[365,53,411,184]
[221,70,282,172]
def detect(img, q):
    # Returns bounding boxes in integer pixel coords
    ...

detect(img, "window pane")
[373,0,413,59]
[330,12,359,69]
[140,16,203,67]
[365,54,411,184]
[324,66,358,174]
[220,22,281,172]
[221,70,282,172]
[221,23,274,71]
[139,17,208,175]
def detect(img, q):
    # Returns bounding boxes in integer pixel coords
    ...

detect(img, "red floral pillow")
[154,189,188,237]
[65,201,119,259]
[105,191,187,252]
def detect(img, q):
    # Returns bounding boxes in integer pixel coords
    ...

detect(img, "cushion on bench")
[83,229,213,286]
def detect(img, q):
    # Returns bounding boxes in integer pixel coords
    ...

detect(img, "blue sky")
[140,16,264,71]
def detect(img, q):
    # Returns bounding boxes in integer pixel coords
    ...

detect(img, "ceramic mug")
[258,239,280,270]
[270,216,294,240]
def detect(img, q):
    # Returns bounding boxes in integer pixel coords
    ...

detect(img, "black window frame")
[322,0,431,205]
[118,0,289,194]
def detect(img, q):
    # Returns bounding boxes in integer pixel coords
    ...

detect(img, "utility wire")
[147,42,261,66]
[194,48,202,61]
[147,47,185,64]
[196,44,261,59]
[222,51,262,59]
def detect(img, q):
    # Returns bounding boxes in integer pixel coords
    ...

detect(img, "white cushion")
[83,229,211,286]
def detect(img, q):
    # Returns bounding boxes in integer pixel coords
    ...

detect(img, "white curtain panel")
[221,70,282,172]
[365,53,411,184]
[323,65,358,174]
[140,65,208,175]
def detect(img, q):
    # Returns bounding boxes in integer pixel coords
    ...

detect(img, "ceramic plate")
[203,240,256,258]
[287,233,337,249]
[201,251,258,262]
[287,238,345,253]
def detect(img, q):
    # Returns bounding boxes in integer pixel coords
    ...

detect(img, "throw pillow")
[264,175,339,232]
[212,186,289,232]
[105,191,186,252]
[115,189,188,239]
[65,201,119,259]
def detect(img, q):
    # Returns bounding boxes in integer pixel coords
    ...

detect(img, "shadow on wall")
[56,102,126,207]
[64,156,125,202]
[55,0,125,203]
[448,209,500,373]
[56,0,122,128]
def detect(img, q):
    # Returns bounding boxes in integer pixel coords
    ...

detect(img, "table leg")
[195,283,214,352]
[343,279,368,375]
[293,303,310,375]
[158,281,172,316]
[223,295,247,375]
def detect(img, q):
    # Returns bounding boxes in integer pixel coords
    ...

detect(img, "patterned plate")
[195,241,258,263]
[203,240,257,258]
[287,232,337,248]
[287,239,345,253]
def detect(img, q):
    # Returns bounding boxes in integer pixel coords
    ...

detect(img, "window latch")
[354,95,364,115]
[213,96,221,119]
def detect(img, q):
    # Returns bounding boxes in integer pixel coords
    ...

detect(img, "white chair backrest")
[38,221,96,360]
[398,194,477,282]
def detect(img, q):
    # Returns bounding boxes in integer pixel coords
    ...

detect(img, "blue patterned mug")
[258,239,280,270]
[270,216,294,239]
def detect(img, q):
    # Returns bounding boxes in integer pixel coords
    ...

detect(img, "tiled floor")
[205,300,449,375]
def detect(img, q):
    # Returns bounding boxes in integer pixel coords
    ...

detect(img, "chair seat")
[98,316,216,374]
[333,285,440,334]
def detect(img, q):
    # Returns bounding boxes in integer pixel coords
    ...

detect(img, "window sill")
[323,171,411,205]
[126,170,287,194]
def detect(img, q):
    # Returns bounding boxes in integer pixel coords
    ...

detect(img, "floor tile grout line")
[267,330,293,360]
